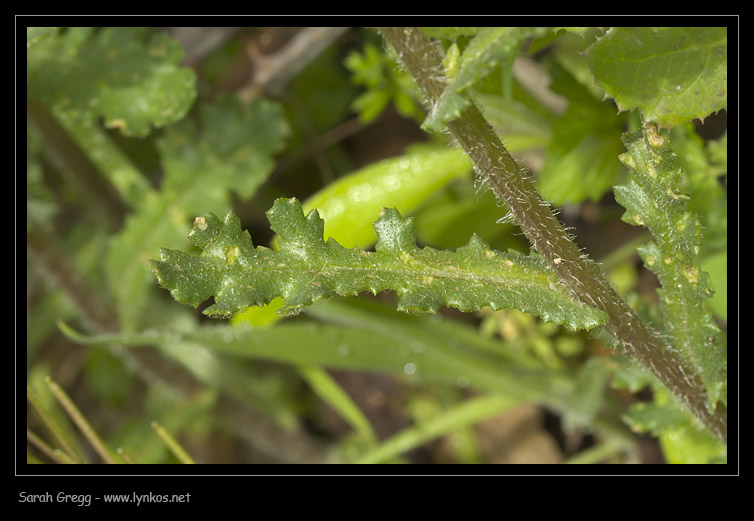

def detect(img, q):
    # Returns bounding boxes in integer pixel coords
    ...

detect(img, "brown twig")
[238,27,351,102]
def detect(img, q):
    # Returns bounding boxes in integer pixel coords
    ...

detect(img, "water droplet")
[382,175,401,191]
[403,362,417,375]
[348,183,373,203]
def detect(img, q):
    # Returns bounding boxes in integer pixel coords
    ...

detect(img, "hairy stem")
[378,27,726,443]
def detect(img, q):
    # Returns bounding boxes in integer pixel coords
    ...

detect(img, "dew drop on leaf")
[403,362,417,375]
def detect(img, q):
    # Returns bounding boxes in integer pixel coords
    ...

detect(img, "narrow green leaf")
[354,393,516,464]
[614,123,725,409]
[106,95,289,329]
[152,198,608,330]
[45,377,121,464]
[585,27,727,128]
[27,384,84,464]
[151,421,196,464]
[58,317,567,402]
[298,365,377,444]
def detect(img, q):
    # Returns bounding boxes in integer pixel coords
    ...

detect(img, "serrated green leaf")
[424,27,550,132]
[622,386,726,463]
[27,27,197,137]
[585,27,727,128]
[345,42,385,88]
[152,198,608,330]
[106,95,289,329]
[345,42,424,124]
[614,123,726,409]
[242,145,472,327]
[455,27,550,94]
[701,251,727,321]
[669,124,727,252]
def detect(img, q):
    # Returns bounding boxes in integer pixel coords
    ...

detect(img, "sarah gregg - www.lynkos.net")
[19,491,191,506]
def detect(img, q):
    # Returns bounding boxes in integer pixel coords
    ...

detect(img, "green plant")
[27,26,728,465]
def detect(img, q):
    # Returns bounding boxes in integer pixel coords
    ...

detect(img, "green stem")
[151,421,196,464]
[27,99,128,231]
[27,429,79,464]
[27,384,85,463]
[378,27,726,443]
[45,376,119,464]
[563,439,626,464]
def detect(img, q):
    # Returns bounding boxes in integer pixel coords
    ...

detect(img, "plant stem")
[45,376,119,464]
[563,439,626,464]
[378,27,726,443]
[27,99,128,231]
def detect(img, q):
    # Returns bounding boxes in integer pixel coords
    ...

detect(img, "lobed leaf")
[585,27,727,128]
[27,27,197,137]
[152,198,608,330]
[345,42,424,124]
[614,123,726,409]
[106,95,289,329]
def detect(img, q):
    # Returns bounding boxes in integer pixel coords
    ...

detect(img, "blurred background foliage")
[26,27,727,464]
